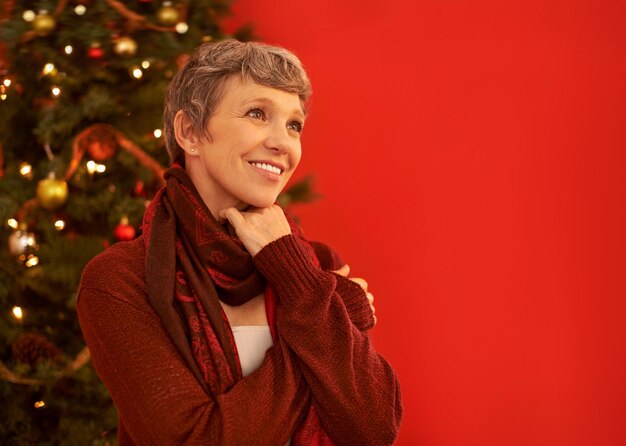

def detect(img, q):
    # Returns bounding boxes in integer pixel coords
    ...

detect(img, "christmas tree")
[0,1,315,443]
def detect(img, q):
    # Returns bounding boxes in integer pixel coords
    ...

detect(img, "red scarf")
[142,163,334,444]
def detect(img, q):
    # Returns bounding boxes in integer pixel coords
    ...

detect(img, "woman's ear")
[173,110,200,156]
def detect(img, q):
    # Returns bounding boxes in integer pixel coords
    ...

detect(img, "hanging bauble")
[87,42,104,59]
[134,180,145,196]
[37,175,69,211]
[32,11,56,36]
[113,36,138,57]
[85,125,118,160]
[114,217,136,241]
[176,53,190,69]
[8,226,38,256]
[11,333,63,368]
[156,3,179,26]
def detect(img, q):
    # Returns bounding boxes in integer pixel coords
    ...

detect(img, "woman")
[77,39,402,445]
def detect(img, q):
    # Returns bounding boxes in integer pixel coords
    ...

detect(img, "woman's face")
[188,76,305,215]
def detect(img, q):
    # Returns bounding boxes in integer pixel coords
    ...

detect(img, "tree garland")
[65,123,166,186]
[0,347,91,386]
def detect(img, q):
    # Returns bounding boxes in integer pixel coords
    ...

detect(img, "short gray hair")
[163,39,312,163]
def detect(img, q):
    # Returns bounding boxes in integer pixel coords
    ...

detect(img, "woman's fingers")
[219,205,291,256]
[350,277,368,292]
[366,292,376,325]
[333,264,351,277]
[219,207,247,230]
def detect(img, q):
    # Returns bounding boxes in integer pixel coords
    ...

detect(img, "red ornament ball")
[134,180,145,196]
[114,217,136,241]
[83,124,118,160]
[88,44,104,59]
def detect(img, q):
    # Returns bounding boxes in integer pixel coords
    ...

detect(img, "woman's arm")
[77,259,309,445]
[309,240,376,332]
[253,235,403,446]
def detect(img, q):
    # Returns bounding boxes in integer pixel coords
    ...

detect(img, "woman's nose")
[263,123,296,154]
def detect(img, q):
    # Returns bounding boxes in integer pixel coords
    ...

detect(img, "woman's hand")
[219,205,292,257]
[334,264,377,326]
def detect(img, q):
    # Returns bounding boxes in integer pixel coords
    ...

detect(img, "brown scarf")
[142,163,335,444]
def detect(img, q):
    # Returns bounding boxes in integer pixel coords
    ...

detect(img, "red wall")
[225,1,626,444]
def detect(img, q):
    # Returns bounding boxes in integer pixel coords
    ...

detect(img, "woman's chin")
[241,195,279,210]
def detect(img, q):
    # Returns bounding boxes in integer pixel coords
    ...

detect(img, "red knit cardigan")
[77,234,402,445]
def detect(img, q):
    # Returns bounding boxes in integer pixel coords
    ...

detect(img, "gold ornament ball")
[37,178,69,211]
[156,5,179,26]
[114,36,138,57]
[33,13,56,36]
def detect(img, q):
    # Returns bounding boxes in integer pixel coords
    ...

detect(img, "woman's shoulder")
[79,235,147,299]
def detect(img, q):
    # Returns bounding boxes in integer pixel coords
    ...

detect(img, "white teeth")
[251,162,282,175]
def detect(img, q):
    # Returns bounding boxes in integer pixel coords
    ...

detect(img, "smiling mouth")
[248,161,283,175]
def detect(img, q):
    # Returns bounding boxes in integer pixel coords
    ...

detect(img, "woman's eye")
[288,121,304,133]
[246,108,264,119]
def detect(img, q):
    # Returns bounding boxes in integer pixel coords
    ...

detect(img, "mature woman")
[77,40,402,445]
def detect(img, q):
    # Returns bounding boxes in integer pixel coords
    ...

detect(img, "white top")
[231,326,274,378]
[231,325,291,446]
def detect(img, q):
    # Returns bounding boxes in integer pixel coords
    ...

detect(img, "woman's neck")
[184,157,249,222]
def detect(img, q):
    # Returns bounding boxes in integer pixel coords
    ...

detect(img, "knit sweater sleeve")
[309,240,376,332]
[76,242,310,445]
[253,235,403,446]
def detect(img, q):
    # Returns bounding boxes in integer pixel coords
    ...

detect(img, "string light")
[25,255,39,268]
[42,63,57,76]
[34,400,46,409]
[176,22,189,34]
[19,162,33,178]
[153,129,162,138]
[141,60,151,69]
[74,5,86,15]
[7,219,18,229]
[131,67,143,79]
[87,160,106,174]
[1,81,7,100]
[23,10,36,22]
[54,220,65,231]
[22,233,36,249]
[64,45,73,55]
[12,306,23,320]
[51,86,61,97]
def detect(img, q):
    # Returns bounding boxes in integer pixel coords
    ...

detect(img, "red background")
[224,1,626,445]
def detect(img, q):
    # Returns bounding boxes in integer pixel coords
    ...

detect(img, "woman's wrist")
[254,234,329,299]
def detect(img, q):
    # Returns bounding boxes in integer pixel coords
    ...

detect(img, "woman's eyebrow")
[241,96,305,120]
